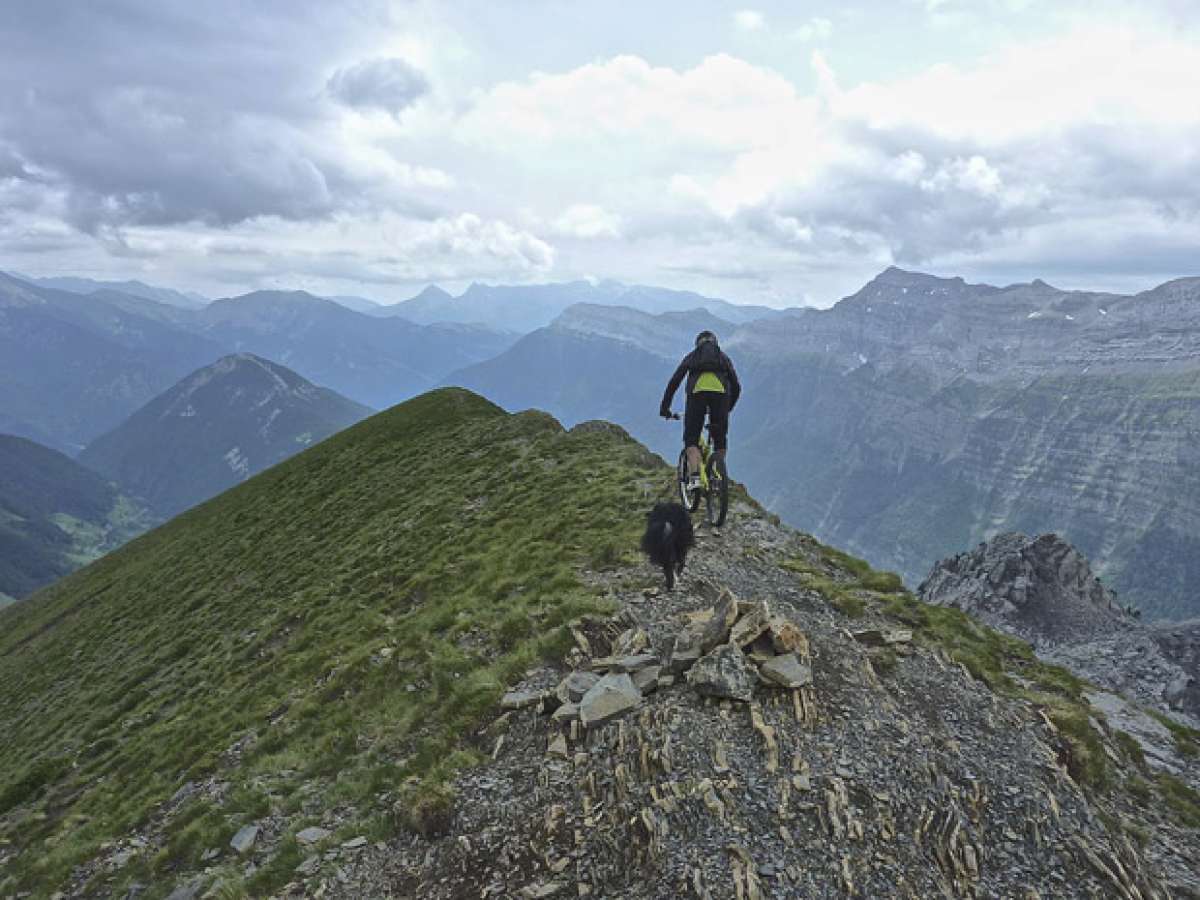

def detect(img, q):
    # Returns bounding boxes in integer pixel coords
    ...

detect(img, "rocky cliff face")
[917,532,1132,648]
[920,532,1200,728]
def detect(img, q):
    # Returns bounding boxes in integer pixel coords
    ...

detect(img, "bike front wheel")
[677,449,701,512]
[705,455,729,527]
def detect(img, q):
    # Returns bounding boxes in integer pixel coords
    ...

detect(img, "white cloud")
[734,10,766,31]
[552,204,623,239]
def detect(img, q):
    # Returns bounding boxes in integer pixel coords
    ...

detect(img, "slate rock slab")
[579,672,642,727]
[687,644,757,702]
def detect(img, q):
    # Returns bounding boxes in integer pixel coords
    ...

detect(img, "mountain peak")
[79,354,370,517]
[872,265,966,287]
[413,284,453,302]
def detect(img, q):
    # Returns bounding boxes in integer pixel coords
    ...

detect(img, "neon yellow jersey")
[693,371,725,393]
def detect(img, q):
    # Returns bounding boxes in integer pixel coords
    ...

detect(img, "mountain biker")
[659,330,741,491]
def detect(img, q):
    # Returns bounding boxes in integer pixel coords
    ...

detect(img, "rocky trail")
[287,504,1199,899]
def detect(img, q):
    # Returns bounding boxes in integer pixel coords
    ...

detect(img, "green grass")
[0,389,664,898]
[782,539,907,620]
[1145,710,1200,758]
[1155,774,1200,828]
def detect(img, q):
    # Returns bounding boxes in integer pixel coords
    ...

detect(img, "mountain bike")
[668,413,729,527]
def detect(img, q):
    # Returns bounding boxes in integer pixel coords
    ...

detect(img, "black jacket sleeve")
[660,354,691,416]
[723,353,742,411]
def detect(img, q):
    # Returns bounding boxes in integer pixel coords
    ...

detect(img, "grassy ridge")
[0,389,665,897]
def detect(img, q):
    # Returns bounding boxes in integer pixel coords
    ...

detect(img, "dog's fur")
[640,502,695,590]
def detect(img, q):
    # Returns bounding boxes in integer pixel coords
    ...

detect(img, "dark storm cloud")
[327,57,430,115]
[0,0,424,232]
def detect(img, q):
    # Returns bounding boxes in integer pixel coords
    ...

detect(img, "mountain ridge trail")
[314,503,1199,899]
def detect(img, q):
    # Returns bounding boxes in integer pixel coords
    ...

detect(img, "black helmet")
[695,330,717,347]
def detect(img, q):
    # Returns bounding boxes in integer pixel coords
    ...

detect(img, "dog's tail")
[640,519,674,569]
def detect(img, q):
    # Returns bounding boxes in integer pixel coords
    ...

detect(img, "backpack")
[692,340,723,374]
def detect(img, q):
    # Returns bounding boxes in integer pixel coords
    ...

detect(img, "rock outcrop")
[918,532,1132,648]
[920,532,1200,727]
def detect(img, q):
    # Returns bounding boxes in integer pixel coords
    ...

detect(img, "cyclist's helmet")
[695,330,718,347]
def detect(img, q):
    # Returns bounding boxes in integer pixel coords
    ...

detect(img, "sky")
[1,0,1198,307]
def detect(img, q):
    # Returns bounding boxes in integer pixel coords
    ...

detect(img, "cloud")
[552,204,622,239]
[327,57,430,116]
[0,1,443,232]
[2,3,1199,305]
[733,10,766,31]
[792,17,833,42]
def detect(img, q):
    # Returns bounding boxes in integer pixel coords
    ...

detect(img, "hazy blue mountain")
[0,273,229,453]
[0,434,151,602]
[444,303,736,463]
[196,290,516,409]
[382,280,785,331]
[22,274,209,309]
[445,268,1200,621]
[324,294,386,314]
[80,354,372,517]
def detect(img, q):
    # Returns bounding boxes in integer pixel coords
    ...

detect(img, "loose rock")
[687,643,757,702]
[578,672,642,727]
[555,672,599,704]
[296,826,332,846]
[229,824,259,855]
[730,600,772,647]
[759,654,813,688]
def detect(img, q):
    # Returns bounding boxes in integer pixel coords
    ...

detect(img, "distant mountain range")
[80,354,372,518]
[376,279,788,332]
[0,273,516,451]
[445,267,1200,621]
[0,272,230,453]
[195,290,515,409]
[0,434,151,602]
[21,274,209,309]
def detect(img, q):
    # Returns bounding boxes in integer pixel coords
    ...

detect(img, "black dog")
[640,502,695,590]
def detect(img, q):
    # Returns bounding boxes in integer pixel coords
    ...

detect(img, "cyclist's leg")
[682,393,705,476]
[708,394,730,467]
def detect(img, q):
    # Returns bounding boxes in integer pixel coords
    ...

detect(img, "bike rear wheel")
[677,449,701,512]
[705,455,729,527]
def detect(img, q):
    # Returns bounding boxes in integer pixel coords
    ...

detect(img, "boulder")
[730,601,772,647]
[229,824,259,855]
[579,673,642,727]
[699,590,739,652]
[551,702,580,722]
[759,653,813,688]
[632,665,662,694]
[687,644,757,702]
[555,672,599,704]
[296,826,332,846]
